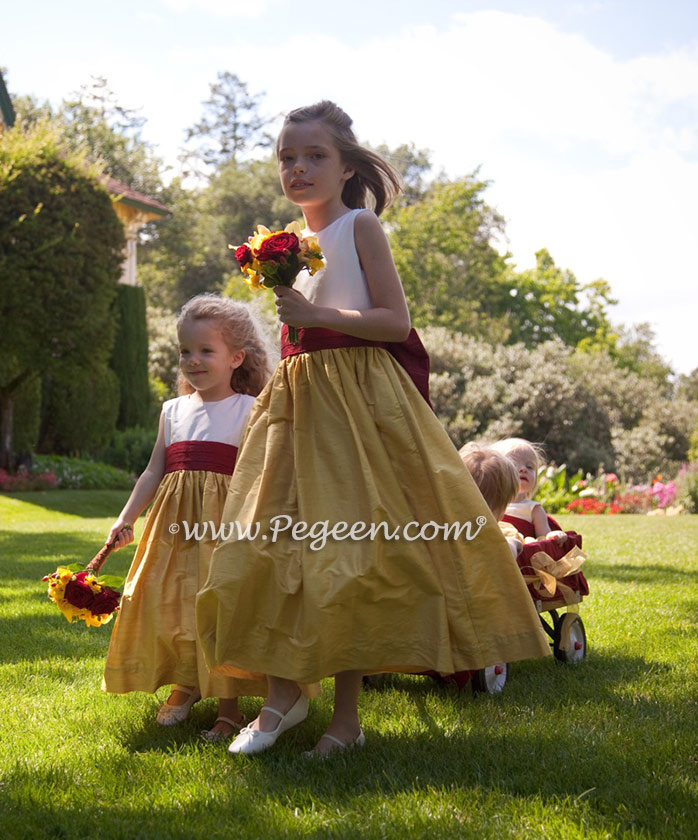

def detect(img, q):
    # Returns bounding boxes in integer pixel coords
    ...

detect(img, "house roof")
[104,176,170,216]
[0,72,16,128]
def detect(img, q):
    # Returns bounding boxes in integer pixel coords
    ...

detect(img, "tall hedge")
[110,284,151,428]
[0,118,124,466]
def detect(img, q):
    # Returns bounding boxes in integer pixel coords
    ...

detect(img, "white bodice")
[162,393,255,447]
[505,499,541,524]
[293,208,372,311]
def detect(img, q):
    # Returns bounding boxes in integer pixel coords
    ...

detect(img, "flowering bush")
[533,464,584,513]
[566,497,620,515]
[32,455,134,490]
[676,463,698,513]
[42,564,123,627]
[0,468,58,492]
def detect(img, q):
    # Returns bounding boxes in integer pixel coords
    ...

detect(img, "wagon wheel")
[471,662,508,695]
[553,613,587,664]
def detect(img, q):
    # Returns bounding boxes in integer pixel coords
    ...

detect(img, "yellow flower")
[284,220,303,238]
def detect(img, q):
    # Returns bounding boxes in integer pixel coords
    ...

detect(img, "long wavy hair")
[278,100,403,216]
[176,294,273,397]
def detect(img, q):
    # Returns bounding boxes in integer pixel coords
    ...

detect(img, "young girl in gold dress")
[196,102,550,757]
[100,295,272,740]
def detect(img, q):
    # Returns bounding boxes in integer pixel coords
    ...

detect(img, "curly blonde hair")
[490,438,546,498]
[176,294,273,397]
[278,100,403,216]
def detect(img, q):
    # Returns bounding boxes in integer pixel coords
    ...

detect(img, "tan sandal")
[156,685,201,726]
[200,715,247,743]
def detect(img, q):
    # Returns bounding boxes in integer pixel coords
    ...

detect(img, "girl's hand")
[274,286,318,328]
[106,519,134,551]
[545,530,569,544]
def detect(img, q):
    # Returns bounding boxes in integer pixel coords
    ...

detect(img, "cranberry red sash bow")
[280,325,432,407]
[165,441,238,475]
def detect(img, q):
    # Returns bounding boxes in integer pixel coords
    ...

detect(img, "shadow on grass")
[587,561,696,584]
[2,489,131,519]
[0,530,134,582]
[2,689,696,840]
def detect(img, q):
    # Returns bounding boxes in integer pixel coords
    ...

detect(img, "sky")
[3,0,698,374]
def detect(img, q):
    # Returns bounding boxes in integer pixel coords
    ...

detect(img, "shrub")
[111,284,150,428]
[676,463,698,513]
[39,364,120,456]
[32,455,134,490]
[98,425,157,475]
[533,464,584,513]
[0,467,58,492]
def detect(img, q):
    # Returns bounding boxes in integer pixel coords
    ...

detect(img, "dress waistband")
[280,325,432,407]
[164,441,238,475]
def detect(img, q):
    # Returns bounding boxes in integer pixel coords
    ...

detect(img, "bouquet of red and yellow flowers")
[42,564,123,627]
[231,221,324,343]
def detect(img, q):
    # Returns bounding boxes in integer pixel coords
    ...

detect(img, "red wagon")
[364,520,590,695]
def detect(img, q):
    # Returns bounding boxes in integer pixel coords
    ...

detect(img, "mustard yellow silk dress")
[196,210,550,683]
[102,393,268,699]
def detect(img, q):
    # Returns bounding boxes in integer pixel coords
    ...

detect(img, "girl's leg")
[165,686,197,706]
[253,676,304,731]
[310,670,363,756]
[205,697,246,738]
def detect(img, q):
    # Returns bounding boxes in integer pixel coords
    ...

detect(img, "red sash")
[164,441,238,475]
[280,325,432,407]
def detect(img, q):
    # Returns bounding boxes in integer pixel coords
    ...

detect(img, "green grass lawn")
[1,491,696,839]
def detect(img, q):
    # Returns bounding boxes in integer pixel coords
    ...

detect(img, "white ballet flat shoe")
[228,693,308,755]
[302,728,365,759]
[156,686,201,726]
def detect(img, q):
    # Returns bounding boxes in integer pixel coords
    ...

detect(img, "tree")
[184,72,273,171]
[57,76,165,197]
[502,249,617,350]
[611,322,673,392]
[139,155,296,309]
[374,142,432,205]
[0,118,124,468]
[387,175,511,339]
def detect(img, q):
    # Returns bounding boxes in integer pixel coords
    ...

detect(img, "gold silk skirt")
[102,469,268,699]
[196,347,551,684]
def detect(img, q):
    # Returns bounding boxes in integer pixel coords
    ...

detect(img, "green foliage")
[110,285,150,428]
[32,454,134,489]
[503,250,617,349]
[611,322,674,391]
[676,463,698,513]
[387,176,511,339]
[39,364,120,456]
[140,158,297,310]
[59,76,164,196]
[0,117,125,467]
[533,464,584,513]
[98,425,157,475]
[10,376,41,454]
[424,327,615,473]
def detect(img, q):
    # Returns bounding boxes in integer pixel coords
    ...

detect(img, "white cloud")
[157,0,270,17]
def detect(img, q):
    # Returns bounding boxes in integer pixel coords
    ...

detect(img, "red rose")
[235,244,253,267]
[90,587,121,616]
[64,574,95,609]
[256,232,300,262]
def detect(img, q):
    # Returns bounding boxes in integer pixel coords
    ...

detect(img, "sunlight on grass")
[0,493,696,839]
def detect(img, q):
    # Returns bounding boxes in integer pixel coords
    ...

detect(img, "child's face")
[178,319,245,401]
[508,446,537,498]
[277,120,354,211]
